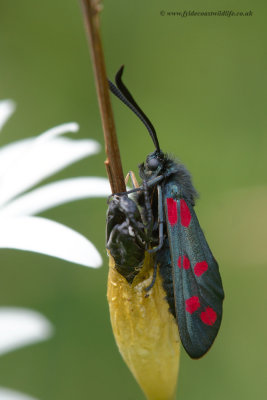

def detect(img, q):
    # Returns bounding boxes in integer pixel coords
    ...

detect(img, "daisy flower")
[0,99,110,267]
[0,99,111,399]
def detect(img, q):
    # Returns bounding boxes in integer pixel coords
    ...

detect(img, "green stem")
[80,0,126,194]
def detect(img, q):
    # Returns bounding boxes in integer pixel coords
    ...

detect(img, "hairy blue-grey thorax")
[139,152,198,206]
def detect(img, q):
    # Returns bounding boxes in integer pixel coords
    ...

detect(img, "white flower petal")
[0,121,79,176]
[0,100,16,132]
[0,216,102,267]
[0,388,38,400]
[0,138,33,174]
[34,122,79,143]
[0,137,101,207]
[0,307,53,356]
[0,177,110,217]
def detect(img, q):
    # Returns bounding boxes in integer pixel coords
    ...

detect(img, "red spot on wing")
[183,255,190,270]
[200,307,217,326]
[177,255,190,270]
[194,261,208,276]
[185,296,200,314]
[180,199,191,227]
[167,198,178,226]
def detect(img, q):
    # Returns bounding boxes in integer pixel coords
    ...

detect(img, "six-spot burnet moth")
[106,66,224,359]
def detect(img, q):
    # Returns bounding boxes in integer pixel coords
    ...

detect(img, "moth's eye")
[147,158,160,171]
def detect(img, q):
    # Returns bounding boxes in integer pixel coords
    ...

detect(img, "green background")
[0,0,266,399]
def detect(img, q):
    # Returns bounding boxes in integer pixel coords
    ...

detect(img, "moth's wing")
[164,193,224,359]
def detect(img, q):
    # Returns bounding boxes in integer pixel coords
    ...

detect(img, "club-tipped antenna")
[108,66,161,153]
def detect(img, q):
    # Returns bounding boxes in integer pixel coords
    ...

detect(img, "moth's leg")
[108,174,164,199]
[145,260,158,292]
[125,171,139,188]
[107,171,140,202]
[146,175,164,188]
[142,180,154,238]
[149,184,164,253]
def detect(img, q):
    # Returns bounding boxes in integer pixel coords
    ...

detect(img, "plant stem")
[80,0,126,194]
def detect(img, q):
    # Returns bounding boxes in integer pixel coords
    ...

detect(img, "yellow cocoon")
[107,251,180,400]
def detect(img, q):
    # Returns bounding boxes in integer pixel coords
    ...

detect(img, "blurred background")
[0,0,266,399]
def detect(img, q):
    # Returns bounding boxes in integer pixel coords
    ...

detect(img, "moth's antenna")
[108,66,161,153]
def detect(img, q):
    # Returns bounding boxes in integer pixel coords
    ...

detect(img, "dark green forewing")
[164,184,224,359]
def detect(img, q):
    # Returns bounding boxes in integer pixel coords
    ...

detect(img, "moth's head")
[139,150,165,179]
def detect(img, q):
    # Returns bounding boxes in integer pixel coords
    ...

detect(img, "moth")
[106,66,224,359]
